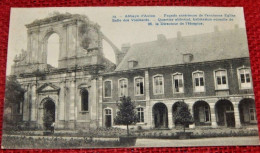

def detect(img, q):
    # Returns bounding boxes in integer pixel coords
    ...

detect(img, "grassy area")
[2,136,121,149]
[3,126,258,139]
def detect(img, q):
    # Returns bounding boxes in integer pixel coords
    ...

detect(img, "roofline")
[102,57,250,76]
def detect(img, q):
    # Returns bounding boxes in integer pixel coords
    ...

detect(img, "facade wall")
[19,71,102,130]
[101,58,256,129]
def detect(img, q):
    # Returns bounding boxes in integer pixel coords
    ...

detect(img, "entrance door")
[226,112,235,127]
[105,109,112,128]
[43,99,55,130]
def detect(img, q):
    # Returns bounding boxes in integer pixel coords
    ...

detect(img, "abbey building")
[10,13,257,130]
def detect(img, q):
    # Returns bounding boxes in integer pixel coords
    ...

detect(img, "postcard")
[2,7,259,148]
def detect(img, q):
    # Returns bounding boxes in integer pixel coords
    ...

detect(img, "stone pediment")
[37,83,60,93]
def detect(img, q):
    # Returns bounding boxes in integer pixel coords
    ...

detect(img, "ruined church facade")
[11,13,118,129]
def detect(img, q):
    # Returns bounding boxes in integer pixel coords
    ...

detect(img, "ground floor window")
[137,107,144,123]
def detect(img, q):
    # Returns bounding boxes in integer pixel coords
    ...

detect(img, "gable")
[37,83,60,93]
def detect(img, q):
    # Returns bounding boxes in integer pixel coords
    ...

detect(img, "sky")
[7,7,246,74]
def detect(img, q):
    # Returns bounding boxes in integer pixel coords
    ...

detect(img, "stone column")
[188,103,195,129]
[147,102,154,129]
[59,81,65,121]
[69,80,75,121]
[90,78,97,128]
[233,102,241,128]
[30,83,37,121]
[144,70,152,129]
[145,70,150,100]
[166,104,173,129]
[98,77,103,127]
[209,103,217,128]
[23,85,29,121]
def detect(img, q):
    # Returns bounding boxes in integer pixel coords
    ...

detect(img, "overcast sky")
[7,7,246,74]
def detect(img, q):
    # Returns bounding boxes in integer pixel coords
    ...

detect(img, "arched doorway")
[239,98,257,125]
[153,103,168,128]
[105,109,112,128]
[215,100,235,127]
[43,99,55,129]
[193,101,211,126]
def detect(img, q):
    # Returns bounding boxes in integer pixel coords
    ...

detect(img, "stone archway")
[193,101,211,126]
[215,100,235,127]
[153,103,168,129]
[239,98,257,125]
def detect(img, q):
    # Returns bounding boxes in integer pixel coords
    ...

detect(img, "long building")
[9,13,256,130]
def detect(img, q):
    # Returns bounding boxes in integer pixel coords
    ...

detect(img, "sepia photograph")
[2,7,259,148]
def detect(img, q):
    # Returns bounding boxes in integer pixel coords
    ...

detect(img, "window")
[153,75,164,94]
[81,89,89,111]
[238,68,252,89]
[118,78,128,97]
[215,70,228,90]
[137,107,144,123]
[172,73,184,93]
[249,107,256,121]
[104,80,112,98]
[135,77,144,95]
[193,71,205,92]
[105,108,112,127]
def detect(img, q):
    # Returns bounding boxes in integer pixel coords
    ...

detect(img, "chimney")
[121,43,131,53]
[157,34,167,41]
[177,31,182,39]
[183,53,193,63]
[214,26,219,32]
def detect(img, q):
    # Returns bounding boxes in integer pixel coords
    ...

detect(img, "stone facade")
[11,13,257,130]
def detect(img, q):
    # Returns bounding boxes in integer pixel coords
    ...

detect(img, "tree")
[5,75,24,107]
[114,96,138,136]
[175,102,194,133]
[4,75,25,125]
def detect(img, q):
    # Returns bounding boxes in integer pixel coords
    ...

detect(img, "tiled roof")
[115,28,249,71]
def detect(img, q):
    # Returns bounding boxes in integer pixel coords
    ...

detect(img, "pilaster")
[233,102,241,128]
[209,103,217,128]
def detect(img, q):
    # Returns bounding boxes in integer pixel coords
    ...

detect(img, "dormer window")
[128,60,138,69]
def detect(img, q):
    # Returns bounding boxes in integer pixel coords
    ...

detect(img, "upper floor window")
[104,80,112,98]
[118,78,128,97]
[172,73,184,93]
[137,107,144,123]
[153,75,164,94]
[135,77,144,96]
[214,70,228,90]
[193,71,205,92]
[238,67,252,89]
[81,88,89,111]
